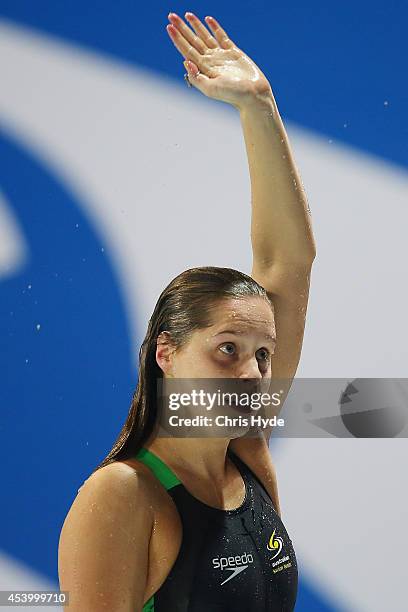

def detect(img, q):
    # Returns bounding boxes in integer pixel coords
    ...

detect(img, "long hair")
[91,266,273,474]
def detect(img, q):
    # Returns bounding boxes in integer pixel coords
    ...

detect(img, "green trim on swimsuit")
[136,447,181,611]
[142,594,154,611]
[135,447,181,490]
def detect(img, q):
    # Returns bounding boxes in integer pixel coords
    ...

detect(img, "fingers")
[166,23,203,69]
[167,13,209,55]
[166,12,236,81]
[184,13,218,50]
[166,13,219,78]
[203,16,236,50]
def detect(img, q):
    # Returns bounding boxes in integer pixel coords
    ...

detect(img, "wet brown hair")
[91,266,273,474]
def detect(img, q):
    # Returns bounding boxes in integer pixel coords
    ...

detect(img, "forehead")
[210,297,275,333]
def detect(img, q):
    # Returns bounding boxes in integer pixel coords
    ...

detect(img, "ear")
[156,331,176,376]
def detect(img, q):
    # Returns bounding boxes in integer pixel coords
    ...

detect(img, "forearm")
[229,436,281,517]
[239,93,316,269]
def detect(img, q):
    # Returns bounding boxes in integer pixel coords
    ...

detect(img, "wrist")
[237,88,278,114]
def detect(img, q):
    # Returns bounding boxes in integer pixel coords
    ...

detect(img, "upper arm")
[251,260,314,381]
[58,463,154,612]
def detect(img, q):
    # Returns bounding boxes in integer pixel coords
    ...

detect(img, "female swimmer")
[59,11,316,611]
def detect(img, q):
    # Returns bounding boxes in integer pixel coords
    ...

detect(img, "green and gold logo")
[266,529,283,559]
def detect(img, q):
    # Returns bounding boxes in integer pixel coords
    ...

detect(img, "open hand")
[166,12,273,110]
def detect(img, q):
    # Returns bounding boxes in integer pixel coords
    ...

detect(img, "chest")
[144,486,298,612]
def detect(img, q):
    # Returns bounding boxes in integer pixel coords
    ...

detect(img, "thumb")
[183,60,212,97]
[183,59,199,77]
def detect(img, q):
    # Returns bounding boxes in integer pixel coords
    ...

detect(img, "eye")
[219,344,272,360]
[219,342,236,355]
[256,348,271,362]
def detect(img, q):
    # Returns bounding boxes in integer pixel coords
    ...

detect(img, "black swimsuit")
[136,446,298,611]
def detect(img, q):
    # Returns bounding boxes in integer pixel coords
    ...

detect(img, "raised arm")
[166,12,316,517]
[229,47,316,512]
[229,56,316,513]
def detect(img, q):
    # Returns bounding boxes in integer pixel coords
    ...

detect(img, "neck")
[144,437,235,484]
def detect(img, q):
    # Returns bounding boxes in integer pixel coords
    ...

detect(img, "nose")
[238,358,263,380]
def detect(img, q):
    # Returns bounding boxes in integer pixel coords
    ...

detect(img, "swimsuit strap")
[135,449,182,612]
[135,447,181,490]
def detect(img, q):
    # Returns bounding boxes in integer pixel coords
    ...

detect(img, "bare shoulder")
[78,457,150,489]
[58,460,155,611]
[71,459,156,515]
[115,457,181,521]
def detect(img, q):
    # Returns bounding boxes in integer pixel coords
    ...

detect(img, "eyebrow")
[213,330,277,343]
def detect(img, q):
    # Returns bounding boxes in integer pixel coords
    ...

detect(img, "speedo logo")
[212,552,254,585]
